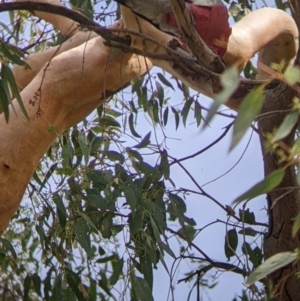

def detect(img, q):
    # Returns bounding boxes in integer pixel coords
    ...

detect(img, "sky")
[134,83,266,301]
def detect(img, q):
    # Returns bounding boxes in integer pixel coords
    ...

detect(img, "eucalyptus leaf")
[246,252,297,286]
[157,72,174,90]
[273,112,299,142]
[133,277,154,301]
[233,169,284,204]
[230,86,264,151]
[206,67,239,125]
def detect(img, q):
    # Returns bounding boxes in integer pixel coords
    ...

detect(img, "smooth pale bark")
[224,8,298,75]
[0,1,298,233]
[0,29,152,231]
[113,6,299,108]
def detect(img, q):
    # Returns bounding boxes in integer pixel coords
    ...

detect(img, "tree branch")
[168,0,225,73]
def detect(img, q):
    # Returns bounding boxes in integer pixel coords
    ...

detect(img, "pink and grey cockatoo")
[114,0,231,57]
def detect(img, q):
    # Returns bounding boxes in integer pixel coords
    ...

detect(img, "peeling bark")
[259,83,300,301]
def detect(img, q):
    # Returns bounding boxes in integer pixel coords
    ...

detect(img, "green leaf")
[149,215,161,242]
[238,227,258,237]
[61,288,77,301]
[131,78,144,94]
[169,193,186,213]
[130,208,144,236]
[53,194,67,217]
[171,107,180,130]
[239,208,255,224]
[133,131,151,149]
[157,72,174,90]
[0,80,9,122]
[133,276,154,301]
[152,99,159,123]
[53,193,67,228]
[62,141,73,170]
[110,256,124,285]
[126,147,143,162]
[249,246,263,268]
[129,100,138,113]
[65,268,86,301]
[78,212,99,233]
[163,107,169,126]
[99,115,121,128]
[181,97,194,127]
[1,64,28,120]
[132,161,161,179]
[284,66,300,85]
[104,107,123,118]
[274,0,286,10]
[111,224,124,235]
[0,40,28,66]
[246,252,297,286]
[224,228,238,260]
[97,105,103,118]
[230,86,264,150]
[78,131,89,165]
[273,112,299,142]
[24,274,31,301]
[98,270,112,296]
[85,194,107,209]
[159,240,176,259]
[159,149,170,179]
[194,100,202,127]
[105,150,125,163]
[115,164,130,182]
[129,113,141,138]
[243,60,256,79]
[292,211,300,238]
[122,183,137,211]
[156,81,164,107]
[168,193,187,224]
[96,255,116,264]
[233,169,285,204]
[242,241,252,255]
[100,215,113,239]
[206,67,239,125]
[139,86,149,111]
[32,274,42,296]
[147,99,159,123]
[0,238,17,259]
[181,82,190,99]
[140,252,153,289]
[178,225,196,243]
[73,218,91,256]
[87,170,110,185]
[38,163,58,192]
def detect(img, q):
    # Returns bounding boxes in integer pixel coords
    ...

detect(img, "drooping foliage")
[0,1,300,301]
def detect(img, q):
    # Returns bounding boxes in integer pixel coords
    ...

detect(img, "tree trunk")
[259,82,300,301]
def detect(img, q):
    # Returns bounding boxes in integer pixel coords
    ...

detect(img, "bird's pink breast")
[165,4,231,57]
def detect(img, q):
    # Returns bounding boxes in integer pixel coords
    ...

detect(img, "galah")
[114,0,231,57]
